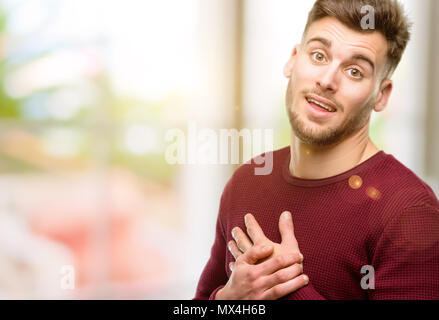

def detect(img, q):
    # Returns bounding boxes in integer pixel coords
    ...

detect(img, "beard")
[285,80,374,146]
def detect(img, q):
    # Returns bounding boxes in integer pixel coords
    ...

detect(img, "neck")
[289,123,380,179]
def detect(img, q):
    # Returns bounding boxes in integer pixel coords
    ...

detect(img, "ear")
[283,45,300,78]
[373,79,393,112]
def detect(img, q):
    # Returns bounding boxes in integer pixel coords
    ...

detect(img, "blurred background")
[0,0,437,299]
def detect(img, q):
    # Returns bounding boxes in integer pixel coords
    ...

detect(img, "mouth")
[305,95,337,113]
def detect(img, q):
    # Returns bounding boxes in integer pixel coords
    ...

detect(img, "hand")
[229,211,303,267]
[215,244,306,300]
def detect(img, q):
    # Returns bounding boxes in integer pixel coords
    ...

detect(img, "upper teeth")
[307,98,335,112]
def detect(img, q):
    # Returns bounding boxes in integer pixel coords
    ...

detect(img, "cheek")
[294,58,318,83]
[290,65,315,99]
[339,81,376,111]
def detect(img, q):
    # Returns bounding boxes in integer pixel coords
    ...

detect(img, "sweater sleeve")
[369,204,439,299]
[193,198,229,300]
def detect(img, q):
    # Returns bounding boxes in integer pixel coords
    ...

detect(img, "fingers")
[278,211,299,248]
[232,227,252,253]
[228,240,242,261]
[263,263,303,289]
[239,244,273,265]
[244,213,268,244]
[257,251,303,276]
[262,274,309,300]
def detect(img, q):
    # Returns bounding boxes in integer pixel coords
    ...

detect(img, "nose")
[316,64,339,93]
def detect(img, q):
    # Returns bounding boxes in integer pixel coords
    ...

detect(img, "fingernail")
[262,245,272,252]
[303,275,309,284]
[299,253,304,261]
[283,211,291,220]
[245,213,252,226]
[231,228,236,239]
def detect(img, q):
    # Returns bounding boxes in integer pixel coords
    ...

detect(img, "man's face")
[285,16,392,146]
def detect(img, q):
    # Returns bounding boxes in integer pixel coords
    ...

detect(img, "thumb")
[279,211,299,248]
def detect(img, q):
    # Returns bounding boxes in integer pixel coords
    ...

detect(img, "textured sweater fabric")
[194,147,439,300]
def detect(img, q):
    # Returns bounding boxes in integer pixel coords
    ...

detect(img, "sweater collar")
[282,149,386,187]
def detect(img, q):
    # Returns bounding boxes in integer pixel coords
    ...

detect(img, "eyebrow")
[306,37,375,71]
[306,37,332,49]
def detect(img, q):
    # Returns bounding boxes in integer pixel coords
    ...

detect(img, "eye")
[311,52,326,63]
[348,68,363,79]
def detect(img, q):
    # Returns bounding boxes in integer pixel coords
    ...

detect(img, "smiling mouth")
[305,97,336,113]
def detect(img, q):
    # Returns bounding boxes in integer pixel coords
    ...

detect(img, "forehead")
[304,17,388,67]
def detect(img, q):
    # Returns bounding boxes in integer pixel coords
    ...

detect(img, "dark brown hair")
[304,0,412,77]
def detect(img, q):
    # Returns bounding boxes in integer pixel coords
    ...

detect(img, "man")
[194,0,439,300]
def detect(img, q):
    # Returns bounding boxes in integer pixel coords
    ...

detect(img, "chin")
[290,113,345,146]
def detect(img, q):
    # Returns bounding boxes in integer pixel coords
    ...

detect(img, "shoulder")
[232,146,289,179]
[217,146,289,213]
[365,153,439,241]
[222,146,289,191]
[367,152,439,209]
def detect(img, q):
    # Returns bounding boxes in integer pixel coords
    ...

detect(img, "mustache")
[302,88,343,112]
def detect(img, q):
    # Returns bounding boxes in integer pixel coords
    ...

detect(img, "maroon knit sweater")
[194,147,439,300]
